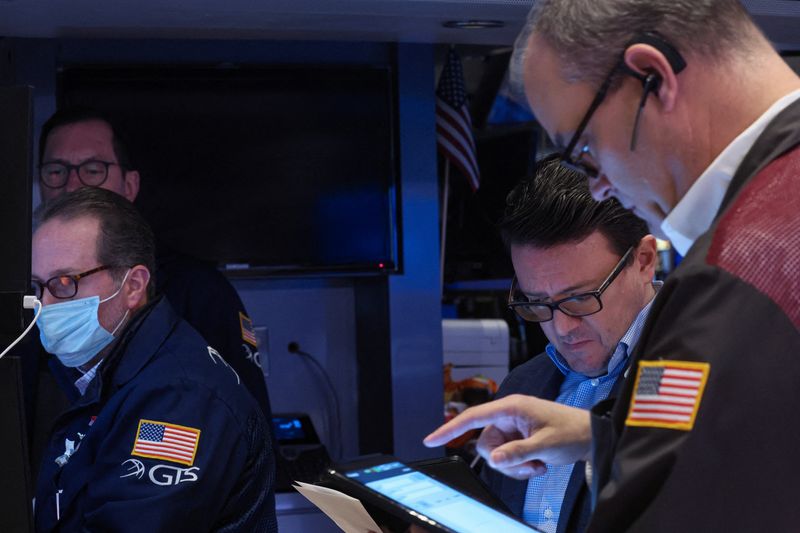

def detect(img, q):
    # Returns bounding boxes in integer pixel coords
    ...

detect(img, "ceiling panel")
[0,0,797,48]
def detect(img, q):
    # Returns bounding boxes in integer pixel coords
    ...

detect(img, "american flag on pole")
[436,48,480,191]
[131,419,201,466]
[626,361,710,431]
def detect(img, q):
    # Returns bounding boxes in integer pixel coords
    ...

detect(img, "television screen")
[59,66,399,276]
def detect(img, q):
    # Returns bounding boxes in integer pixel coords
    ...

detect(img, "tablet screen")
[344,460,537,533]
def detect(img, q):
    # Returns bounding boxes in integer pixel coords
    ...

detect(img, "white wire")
[0,299,42,359]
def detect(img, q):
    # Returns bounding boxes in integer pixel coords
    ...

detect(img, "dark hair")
[39,107,134,169]
[499,155,648,258]
[35,187,156,297]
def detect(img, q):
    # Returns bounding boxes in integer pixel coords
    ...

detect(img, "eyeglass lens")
[31,265,115,300]
[510,291,602,323]
[32,276,78,299]
[40,161,110,188]
[560,156,599,179]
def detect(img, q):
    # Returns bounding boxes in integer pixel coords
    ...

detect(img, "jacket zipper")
[56,489,63,520]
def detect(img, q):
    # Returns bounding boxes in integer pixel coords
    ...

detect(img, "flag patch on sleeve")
[131,419,201,466]
[625,360,710,431]
[239,312,258,347]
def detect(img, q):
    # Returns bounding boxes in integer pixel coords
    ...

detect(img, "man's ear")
[635,235,659,281]
[122,169,140,202]
[123,265,150,309]
[624,44,680,113]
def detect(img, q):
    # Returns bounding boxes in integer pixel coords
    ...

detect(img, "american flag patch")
[239,312,258,347]
[131,419,201,466]
[625,360,710,431]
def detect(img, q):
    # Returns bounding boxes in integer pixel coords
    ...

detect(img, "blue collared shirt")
[522,284,660,532]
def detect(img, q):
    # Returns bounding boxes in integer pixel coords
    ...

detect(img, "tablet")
[409,455,511,514]
[327,456,540,533]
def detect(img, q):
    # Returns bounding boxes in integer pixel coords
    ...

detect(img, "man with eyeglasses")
[38,110,140,204]
[478,156,658,533]
[20,108,275,482]
[30,187,276,532]
[427,0,800,530]
[36,107,272,418]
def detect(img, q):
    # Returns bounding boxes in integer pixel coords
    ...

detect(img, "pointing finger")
[423,397,524,447]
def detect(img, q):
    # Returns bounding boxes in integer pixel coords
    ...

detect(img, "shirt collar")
[546,281,662,378]
[662,89,800,256]
[74,360,103,396]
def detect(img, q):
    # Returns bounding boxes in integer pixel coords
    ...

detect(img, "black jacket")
[588,98,800,532]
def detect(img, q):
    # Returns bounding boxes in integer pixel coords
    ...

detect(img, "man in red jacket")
[427,1,800,530]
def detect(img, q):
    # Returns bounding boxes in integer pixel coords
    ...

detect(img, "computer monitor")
[59,65,401,277]
[0,85,34,533]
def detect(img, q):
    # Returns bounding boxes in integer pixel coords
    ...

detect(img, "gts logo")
[120,459,200,486]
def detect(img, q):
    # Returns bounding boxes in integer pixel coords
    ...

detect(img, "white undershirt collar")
[661,89,800,255]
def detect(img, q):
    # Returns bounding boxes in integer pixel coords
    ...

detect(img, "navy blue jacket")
[482,353,593,533]
[34,297,277,532]
[20,249,275,484]
[156,249,274,423]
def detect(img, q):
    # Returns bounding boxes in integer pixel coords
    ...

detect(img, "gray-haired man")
[427,1,800,530]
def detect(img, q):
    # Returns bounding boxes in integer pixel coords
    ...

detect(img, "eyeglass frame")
[507,246,635,323]
[559,61,654,179]
[39,159,120,189]
[31,265,118,300]
[559,32,687,179]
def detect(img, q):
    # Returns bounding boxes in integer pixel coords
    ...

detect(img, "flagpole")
[440,158,451,296]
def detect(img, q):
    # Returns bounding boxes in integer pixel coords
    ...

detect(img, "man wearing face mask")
[19,106,275,485]
[31,187,276,532]
[35,106,273,424]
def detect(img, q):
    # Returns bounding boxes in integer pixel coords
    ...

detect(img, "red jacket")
[589,98,800,532]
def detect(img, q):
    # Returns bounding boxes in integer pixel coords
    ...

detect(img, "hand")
[423,394,592,480]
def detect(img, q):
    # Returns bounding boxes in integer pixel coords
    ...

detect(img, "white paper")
[293,481,383,533]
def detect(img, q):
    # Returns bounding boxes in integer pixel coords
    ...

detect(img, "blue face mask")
[37,270,131,368]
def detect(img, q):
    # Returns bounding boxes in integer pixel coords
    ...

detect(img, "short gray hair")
[511,0,760,92]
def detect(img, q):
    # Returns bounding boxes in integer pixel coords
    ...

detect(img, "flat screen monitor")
[59,66,400,276]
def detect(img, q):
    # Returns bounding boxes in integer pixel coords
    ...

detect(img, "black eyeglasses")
[39,160,119,189]
[560,33,687,179]
[559,62,652,179]
[508,247,634,323]
[31,265,116,300]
